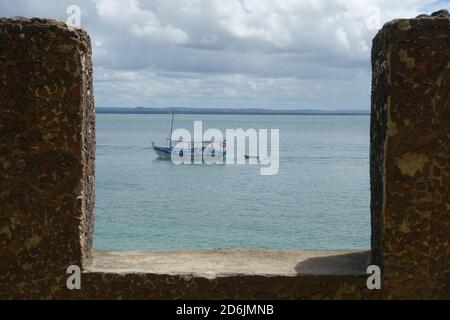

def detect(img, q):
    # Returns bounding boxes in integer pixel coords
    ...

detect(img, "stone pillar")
[0,18,95,296]
[371,10,449,298]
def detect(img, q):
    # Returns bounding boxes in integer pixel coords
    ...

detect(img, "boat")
[151,142,173,160]
[151,109,176,159]
[151,110,226,161]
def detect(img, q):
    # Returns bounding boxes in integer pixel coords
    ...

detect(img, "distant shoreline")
[96,107,370,116]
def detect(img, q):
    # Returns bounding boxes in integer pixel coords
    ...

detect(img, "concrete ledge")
[86,249,370,279]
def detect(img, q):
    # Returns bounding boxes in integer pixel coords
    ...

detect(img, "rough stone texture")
[78,273,378,300]
[0,18,95,297]
[1,12,449,299]
[371,12,450,299]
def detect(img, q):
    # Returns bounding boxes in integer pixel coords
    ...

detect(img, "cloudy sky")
[1,0,448,109]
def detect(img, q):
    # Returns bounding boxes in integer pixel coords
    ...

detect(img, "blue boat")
[151,110,226,160]
[151,142,174,159]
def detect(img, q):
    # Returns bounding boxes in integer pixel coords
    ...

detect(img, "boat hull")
[152,143,172,159]
[152,142,226,161]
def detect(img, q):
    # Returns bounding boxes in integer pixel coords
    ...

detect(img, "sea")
[94,114,370,250]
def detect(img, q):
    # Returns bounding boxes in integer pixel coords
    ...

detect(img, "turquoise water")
[94,114,370,250]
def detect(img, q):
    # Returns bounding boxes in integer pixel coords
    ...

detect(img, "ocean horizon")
[96,107,370,116]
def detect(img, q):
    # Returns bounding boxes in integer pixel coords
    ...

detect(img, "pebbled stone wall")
[0,11,449,299]
[0,17,95,297]
[371,10,450,299]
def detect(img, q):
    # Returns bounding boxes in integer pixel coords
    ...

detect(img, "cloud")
[0,0,445,109]
[95,0,189,44]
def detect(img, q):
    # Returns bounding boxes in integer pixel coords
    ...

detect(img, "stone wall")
[0,12,449,299]
[371,10,449,299]
[0,18,95,297]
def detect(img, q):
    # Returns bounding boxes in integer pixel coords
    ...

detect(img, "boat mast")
[168,108,175,148]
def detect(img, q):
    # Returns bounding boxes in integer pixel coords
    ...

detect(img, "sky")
[1,0,448,110]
